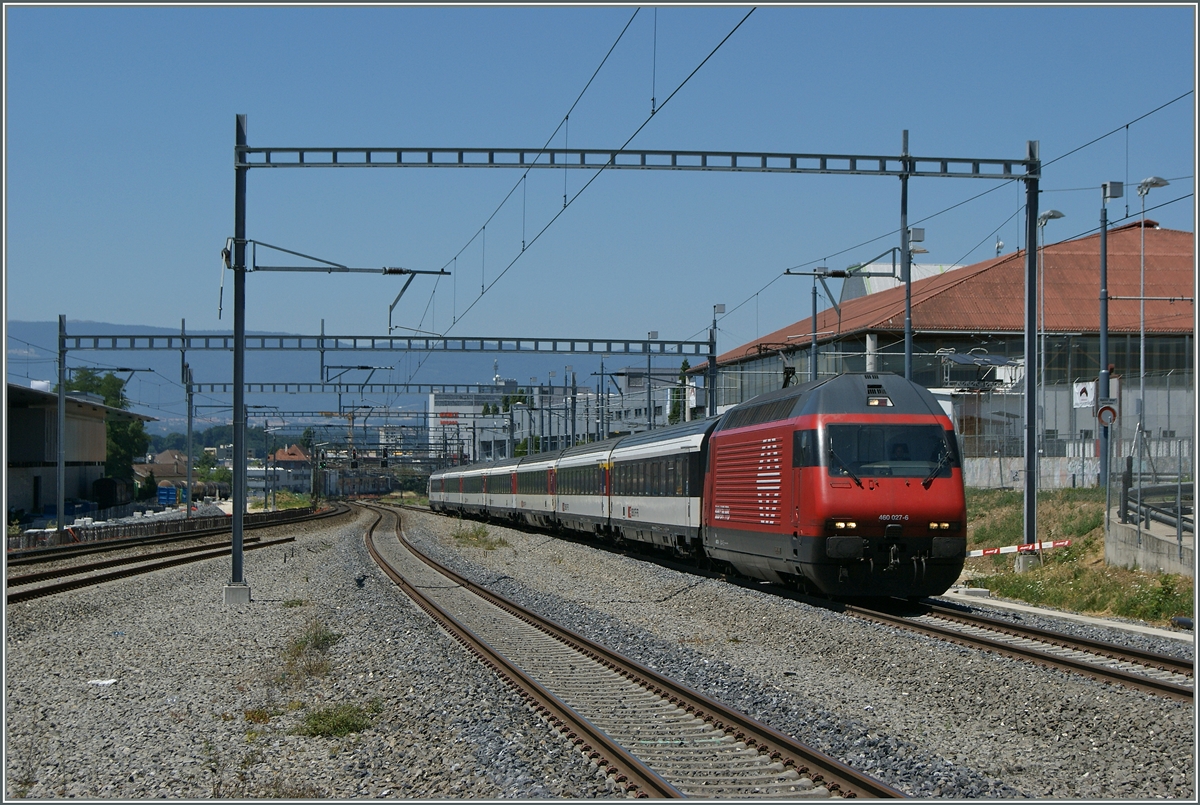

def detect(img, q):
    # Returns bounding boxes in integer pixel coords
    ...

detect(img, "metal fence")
[955,376,1193,459]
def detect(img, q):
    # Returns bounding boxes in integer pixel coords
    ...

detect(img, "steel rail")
[5,536,295,605]
[411,502,1192,704]
[7,504,348,566]
[6,537,264,587]
[918,601,1193,679]
[844,603,1193,702]
[382,503,906,799]
[360,506,682,799]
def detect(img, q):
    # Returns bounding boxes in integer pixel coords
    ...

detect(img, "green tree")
[668,359,691,425]
[64,369,150,483]
[139,470,158,500]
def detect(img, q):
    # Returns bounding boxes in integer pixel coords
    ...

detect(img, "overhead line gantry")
[206,117,1042,603]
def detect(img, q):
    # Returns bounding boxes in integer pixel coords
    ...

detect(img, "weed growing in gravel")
[9,725,43,798]
[287,619,340,657]
[202,740,228,798]
[279,618,341,684]
[243,708,272,724]
[451,518,509,550]
[239,748,264,769]
[282,599,308,608]
[260,776,325,798]
[293,703,374,737]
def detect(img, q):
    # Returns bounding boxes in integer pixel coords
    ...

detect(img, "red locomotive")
[702,372,966,598]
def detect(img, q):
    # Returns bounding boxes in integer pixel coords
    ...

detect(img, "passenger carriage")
[607,418,717,555]
[483,456,522,521]
[459,463,488,517]
[513,451,562,529]
[555,440,617,536]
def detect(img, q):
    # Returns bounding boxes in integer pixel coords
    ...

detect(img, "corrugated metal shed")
[703,222,1193,370]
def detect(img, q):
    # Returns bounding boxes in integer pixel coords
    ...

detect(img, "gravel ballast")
[6,504,1193,799]
[4,508,615,799]
[401,508,1194,800]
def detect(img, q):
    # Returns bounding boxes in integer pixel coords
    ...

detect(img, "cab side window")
[793,429,818,467]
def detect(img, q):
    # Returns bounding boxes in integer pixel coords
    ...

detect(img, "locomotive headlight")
[929,521,957,531]
[833,520,857,530]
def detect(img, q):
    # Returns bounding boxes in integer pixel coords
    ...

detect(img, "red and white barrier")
[968,539,1071,558]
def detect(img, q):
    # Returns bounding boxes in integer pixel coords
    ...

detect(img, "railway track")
[6,536,297,605]
[843,599,1194,702]
[5,505,350,605]
[6,503,349,568]
[362,502,904,799]
[409,503,1192,703]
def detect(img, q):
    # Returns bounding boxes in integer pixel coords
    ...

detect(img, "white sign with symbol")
[1073,381,1097,409]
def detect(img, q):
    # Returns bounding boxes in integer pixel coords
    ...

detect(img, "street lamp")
[1137,177,1168,437]
[904,227,925,381]
[709,306,723,417]
[646,332,657,431]
[1036,210,1064,456]
[1098,181,1123,494]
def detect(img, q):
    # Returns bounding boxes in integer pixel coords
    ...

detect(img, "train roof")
[560,437,621,459]
[610,416,720,450]
[716,372,946,432]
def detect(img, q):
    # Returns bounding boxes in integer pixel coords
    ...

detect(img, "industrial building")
[697,221,1193,482]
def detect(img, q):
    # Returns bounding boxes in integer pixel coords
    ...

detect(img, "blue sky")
[4,4,1196,428]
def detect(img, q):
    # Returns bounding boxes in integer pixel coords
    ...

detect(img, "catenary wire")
[406,8,755,383]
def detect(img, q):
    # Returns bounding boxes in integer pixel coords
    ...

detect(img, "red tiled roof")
[272,444,311,463]
[702,222,1193,369]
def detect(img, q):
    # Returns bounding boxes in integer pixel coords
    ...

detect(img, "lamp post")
[548,371,557,449]
[646,332,657,431]
[904,227,924,381]
[1137,177,1168,438]
[708,305,723,417]
[1099,181,1122,493]
[1037,210,1064,458]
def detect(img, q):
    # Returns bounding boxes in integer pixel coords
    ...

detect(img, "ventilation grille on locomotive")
[722,397,797,430]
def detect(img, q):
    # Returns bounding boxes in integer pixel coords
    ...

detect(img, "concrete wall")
[1104,520,1193,577]
[964,457,1100,490]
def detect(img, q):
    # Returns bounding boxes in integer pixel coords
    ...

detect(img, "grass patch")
[279,619,341,684]
[293,703,373,737]
[249,491,313,512]
[243,708,272,724]
[281,599,308,608]
[451,518,509,550]
[381,490,430,508]
[964,487,1193,625]
[286,619,340,658]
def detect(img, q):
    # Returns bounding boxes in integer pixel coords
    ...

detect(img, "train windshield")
[823,424,958,479]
